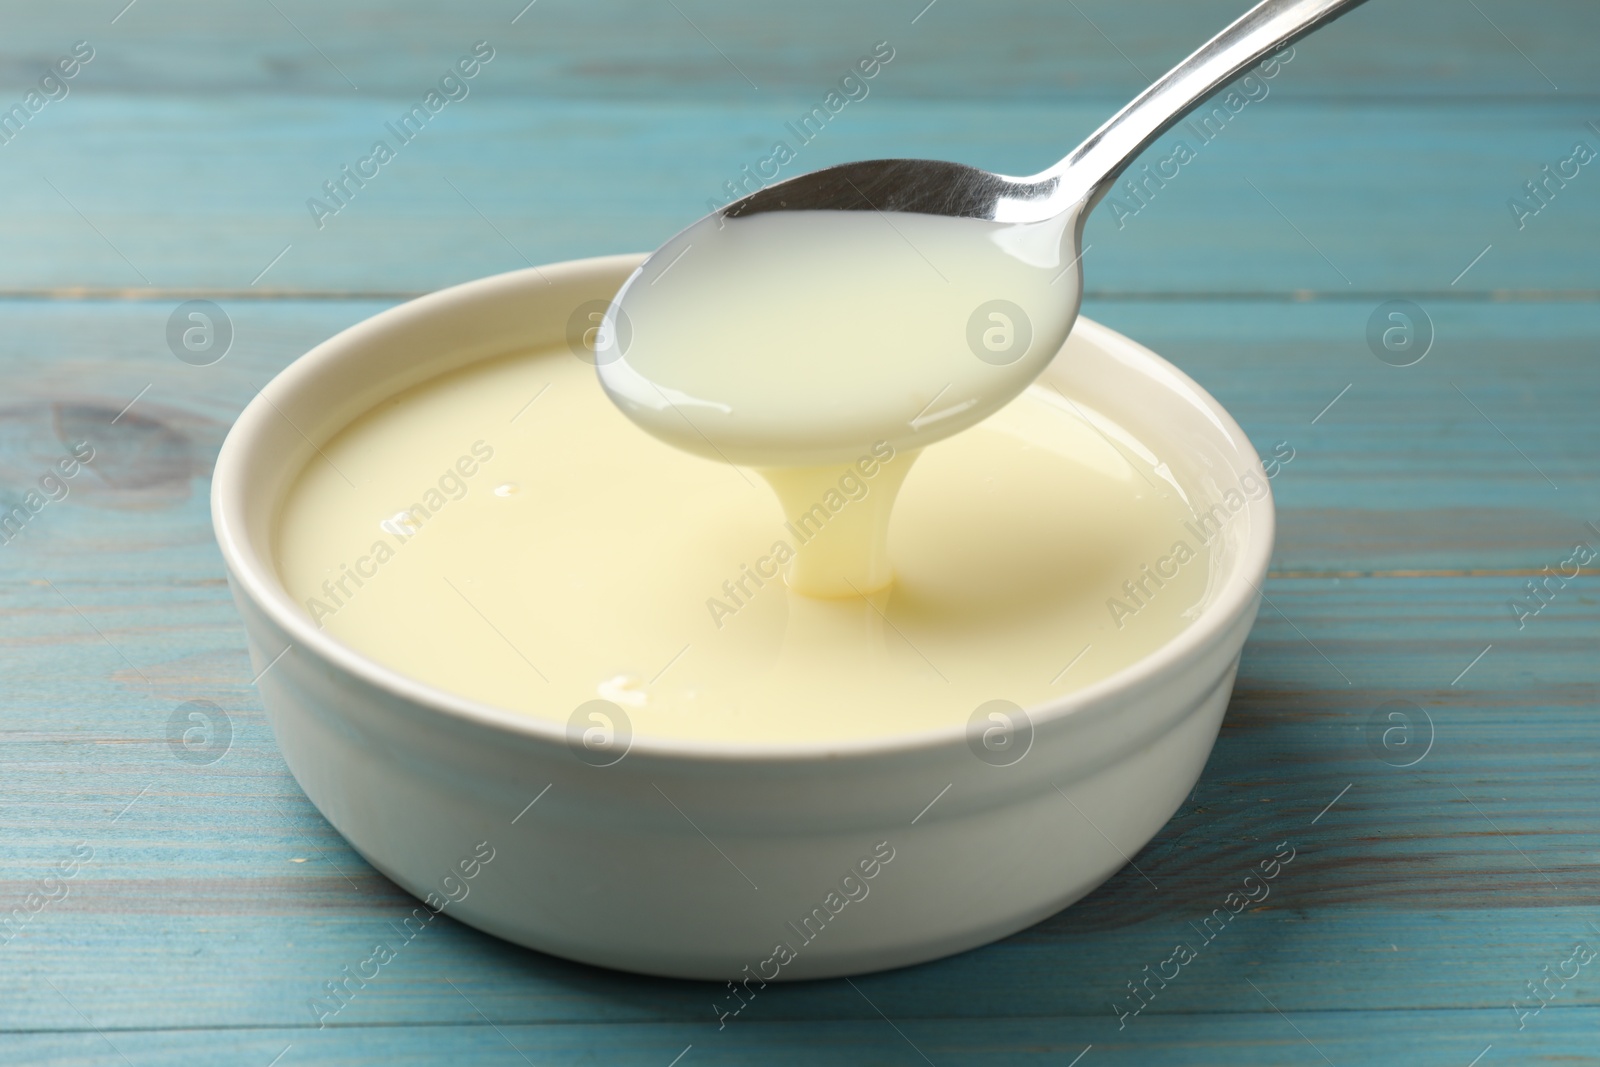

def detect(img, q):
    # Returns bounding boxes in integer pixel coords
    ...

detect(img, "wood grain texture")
[1,99,1596,293]
[6,1012,1597,1067]
[2,1,1597,1063]
[2,0,1594,99]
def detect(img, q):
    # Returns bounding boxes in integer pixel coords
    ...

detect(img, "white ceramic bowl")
[213,254,1273,981]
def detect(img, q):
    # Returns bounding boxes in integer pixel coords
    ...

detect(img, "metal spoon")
[728,0,1368,224]
[598,0,1371,468]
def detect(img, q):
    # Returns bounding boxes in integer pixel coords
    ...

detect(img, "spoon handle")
[1045,0,1371,210]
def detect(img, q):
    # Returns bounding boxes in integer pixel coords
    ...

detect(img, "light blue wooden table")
[2,1,1597,1062]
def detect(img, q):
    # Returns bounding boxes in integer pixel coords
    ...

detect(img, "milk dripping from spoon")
[596,0,1371,596]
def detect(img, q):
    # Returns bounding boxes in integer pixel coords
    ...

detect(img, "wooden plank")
[2,0,1592,100]
[0,301,1593,581]
[6,850,1600,1025]
[0,1008,1594,1064]
[1,97,1595,294]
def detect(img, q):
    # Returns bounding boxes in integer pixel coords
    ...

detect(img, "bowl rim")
[213,256,1274,765]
